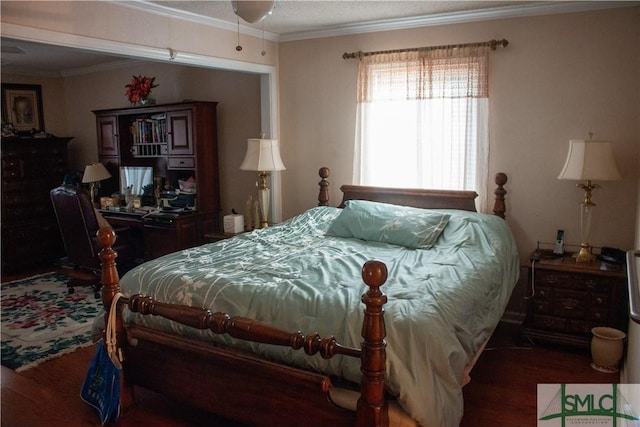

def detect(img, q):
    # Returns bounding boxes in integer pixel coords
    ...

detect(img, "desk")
[100,209,204,260]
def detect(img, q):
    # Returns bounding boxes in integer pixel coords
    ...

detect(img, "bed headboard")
[317,167,508,218]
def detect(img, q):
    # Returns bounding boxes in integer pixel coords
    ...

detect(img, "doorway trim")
[2,22,283,223]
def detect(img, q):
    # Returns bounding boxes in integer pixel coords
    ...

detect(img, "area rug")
[1,272,102,372]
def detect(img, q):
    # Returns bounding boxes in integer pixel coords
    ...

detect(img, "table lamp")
[240,138,285,228]
[557,135,621,263]
[82,162,111,207]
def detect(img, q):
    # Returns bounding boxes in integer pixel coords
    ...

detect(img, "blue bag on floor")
[80,293,124,425]
[80,340,121,425]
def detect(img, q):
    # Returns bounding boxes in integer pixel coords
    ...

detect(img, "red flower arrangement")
[125,75,158,104]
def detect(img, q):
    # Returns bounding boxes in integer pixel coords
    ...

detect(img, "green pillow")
[326,200,450,249]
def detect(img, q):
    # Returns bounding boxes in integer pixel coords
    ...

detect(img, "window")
[353,45,491,210]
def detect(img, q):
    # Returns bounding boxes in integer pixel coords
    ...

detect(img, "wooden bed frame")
[97,168,509,427]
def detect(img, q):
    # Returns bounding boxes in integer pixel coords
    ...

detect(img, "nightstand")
[522,250,628,348]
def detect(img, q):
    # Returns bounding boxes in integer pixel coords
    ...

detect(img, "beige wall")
[279,7,640,263]
[0,1,276,67]
[2,2,639,262]
[2,64,262,219]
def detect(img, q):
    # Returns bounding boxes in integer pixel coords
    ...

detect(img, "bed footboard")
[98,228,390,427]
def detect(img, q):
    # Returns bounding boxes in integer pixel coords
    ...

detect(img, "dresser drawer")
[565,319,597,335]
[531,314,567,332]
[573,274,615,293]
[168,157,195,169]
[553,289,585,318]
[535,270,572,287]
[531,285,553,314]
[588,292,609,308]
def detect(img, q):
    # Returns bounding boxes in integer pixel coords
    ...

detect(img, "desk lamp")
[82,162,111,207]
[240,138,285,228]
[557,135,621,263]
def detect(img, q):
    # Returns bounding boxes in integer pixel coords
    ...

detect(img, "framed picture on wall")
[1,83,45,133]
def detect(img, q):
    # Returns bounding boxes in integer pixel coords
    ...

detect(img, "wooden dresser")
[1,136,72,272]
[93,101,220,236]
[522,250,628,347]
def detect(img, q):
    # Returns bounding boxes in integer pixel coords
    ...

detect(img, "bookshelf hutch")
[93,101,221,259]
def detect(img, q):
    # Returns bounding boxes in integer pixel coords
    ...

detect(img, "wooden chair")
[50,184,133,294]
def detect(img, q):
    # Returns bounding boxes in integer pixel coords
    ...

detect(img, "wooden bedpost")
[493,172,508,219]
[357,260,389,427]
[98,228,119,311]
[318,167,330,206]
[97,227,135,412]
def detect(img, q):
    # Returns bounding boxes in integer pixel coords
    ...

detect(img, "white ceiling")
[1,0,636,76]
[151,0,533,35]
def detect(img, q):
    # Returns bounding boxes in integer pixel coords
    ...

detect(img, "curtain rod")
[342,38,509,60]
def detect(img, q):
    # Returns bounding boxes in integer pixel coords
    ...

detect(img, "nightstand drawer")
[531,314,566,332]
[586,308,609,322]
[533,285,553,300]
[531,285,553,314]
[565,319,597,335]
[553,289,585,317]
[574,274,614,293]
[535,270,572,287]
[533,300,553,315]
[588,292,609,308]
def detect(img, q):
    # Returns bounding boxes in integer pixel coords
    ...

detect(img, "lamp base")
[257,174,270,229]
[89,183,98,208]
[575,244,595,264]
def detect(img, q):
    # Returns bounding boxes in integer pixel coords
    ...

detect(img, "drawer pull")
[595,312,601,319]
[585,280,598,288]
[539,290,546,297]
[545,275,558,284]
[596,297,603,305]
[561,298,578,310]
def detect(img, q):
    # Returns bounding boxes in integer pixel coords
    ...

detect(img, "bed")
[97,168,518,427]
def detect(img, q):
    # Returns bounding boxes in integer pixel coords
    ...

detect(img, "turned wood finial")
[493,172,508,219]
[97,227,120,311]
[358,260,389,427]
[318,167,330,206]
[97,227,135,411]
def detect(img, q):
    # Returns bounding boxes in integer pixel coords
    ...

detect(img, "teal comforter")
[119,206,519,427]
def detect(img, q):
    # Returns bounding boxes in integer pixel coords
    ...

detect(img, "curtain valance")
[357,44,492,102]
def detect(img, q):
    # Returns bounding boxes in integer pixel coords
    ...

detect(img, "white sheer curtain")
[353,45,491,211]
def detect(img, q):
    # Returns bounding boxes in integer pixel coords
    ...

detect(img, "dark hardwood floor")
[1,266,619,427]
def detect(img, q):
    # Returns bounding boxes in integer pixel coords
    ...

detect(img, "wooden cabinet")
[93,101,220,234]
[143,213,201,259]
[167,110,193,157]
[1,136,72,272]
[522,251,628,347]
[97,115,119,157]
[100,209,203,261]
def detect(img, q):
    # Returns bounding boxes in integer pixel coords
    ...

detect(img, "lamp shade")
[82,162,111,183]
[557,140,622,181]
[239,139,286,172]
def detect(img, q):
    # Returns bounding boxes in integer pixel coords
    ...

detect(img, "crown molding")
[279,1,637,42]
[119,0,639,43]
[117,0,280,42]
